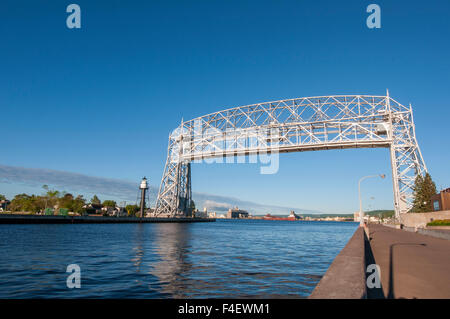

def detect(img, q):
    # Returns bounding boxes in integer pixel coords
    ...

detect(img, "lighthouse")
[139,177,149,218]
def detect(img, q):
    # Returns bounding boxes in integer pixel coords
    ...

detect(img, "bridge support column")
[389,144,403,221]
[388,102,427,221]
[155,128,193,217]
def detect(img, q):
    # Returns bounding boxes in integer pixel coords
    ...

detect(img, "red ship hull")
[262,214,300,221]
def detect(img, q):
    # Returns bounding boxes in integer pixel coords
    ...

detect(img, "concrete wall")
[417,228,450,240]
[309,227,367,299]
[402,225,450,241]
[400,210,450,228]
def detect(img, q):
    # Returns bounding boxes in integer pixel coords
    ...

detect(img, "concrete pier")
[0,214,215,224]
[309,227,368,299]
[309,223,450,299]
[368,224,450,299]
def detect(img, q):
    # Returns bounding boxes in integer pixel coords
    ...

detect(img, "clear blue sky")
[1,0,449,213]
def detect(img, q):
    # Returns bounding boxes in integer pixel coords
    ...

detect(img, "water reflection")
[131,224,145,271]
[149,223,193,298]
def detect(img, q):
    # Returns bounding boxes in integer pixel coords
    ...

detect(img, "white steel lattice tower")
[154,93,427,219]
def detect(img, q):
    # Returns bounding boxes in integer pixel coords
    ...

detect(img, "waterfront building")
[194,208,208,218]
[110,207,128,217]
[208,211,216,218]
[353,212,369,223]
[227,207,249,219]
[0,200,10,212]
[84,203,103,215]
[431,188,450,211]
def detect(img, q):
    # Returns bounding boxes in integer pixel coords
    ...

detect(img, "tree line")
[0,185,141,216]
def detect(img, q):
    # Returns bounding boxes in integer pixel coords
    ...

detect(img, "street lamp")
[359,174,385,227]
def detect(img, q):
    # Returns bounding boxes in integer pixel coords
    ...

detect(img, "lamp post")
[359,174,385,227]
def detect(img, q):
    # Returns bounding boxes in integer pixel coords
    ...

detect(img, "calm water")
[0,219,358,298]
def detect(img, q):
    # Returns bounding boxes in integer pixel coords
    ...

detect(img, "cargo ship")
[263,210,303,221]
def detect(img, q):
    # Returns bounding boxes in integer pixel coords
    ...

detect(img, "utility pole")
[359,174,385,227]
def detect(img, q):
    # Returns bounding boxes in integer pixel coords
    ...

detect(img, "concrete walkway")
[368,224,450,299]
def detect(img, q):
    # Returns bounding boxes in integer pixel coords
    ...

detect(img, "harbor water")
[0,219,358,298]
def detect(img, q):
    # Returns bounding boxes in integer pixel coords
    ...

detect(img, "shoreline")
[0,214,215,224]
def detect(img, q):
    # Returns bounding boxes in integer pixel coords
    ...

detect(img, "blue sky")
[1,0,449,214]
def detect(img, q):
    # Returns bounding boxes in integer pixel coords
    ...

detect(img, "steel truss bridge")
[154,93,426,220]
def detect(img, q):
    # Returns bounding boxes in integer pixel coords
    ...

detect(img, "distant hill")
[302,213,353,218]
[252,209,395,219]
[364,210,395,218]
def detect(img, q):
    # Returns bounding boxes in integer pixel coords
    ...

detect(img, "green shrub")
[427,219,450,226]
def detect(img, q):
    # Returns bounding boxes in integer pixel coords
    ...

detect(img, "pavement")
[368,224,450,299]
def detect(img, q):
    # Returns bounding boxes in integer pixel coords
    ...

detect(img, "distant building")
[208,211,217,218]
[0,200,10,212]
[369,216,381,223]
[227,207,249,219]
[85,203,128,216]
[84,203,103,215]
[353,212,369,223]
[108,207,127,217]
[145,208,155,217]
[354,212,381,223]
[431,188,450,211]
[194,207,208,218]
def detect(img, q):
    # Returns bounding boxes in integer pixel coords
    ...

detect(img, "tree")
[59,193,76,212]
[42,184,60,209]
[9,194,45,213]
[102,200,116,208]
[0,194,6,201]
[9,189,88,215]
[125,204,139,217]
[59,194,86,214]
[72,195,87,215]
[412,172,437,212]
[90,195,101,205]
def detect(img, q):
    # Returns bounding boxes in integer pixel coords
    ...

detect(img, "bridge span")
[154,93,427,220]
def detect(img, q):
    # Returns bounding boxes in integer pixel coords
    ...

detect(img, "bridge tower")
[154,120,193,217]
